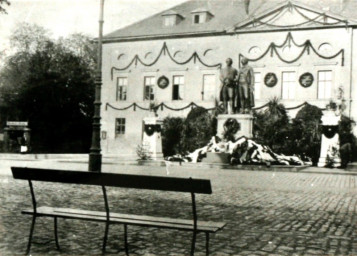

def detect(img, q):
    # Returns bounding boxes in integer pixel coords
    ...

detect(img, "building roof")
[103,0,357,42]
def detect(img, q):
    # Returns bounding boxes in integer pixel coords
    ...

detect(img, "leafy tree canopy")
[0,23,96,153]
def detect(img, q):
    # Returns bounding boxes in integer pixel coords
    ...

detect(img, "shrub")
[253,97,290,152]
[181,107,216,153]
[136,143,151,160]
[292,104,322,165]
[339,115,357,165]
[161,117,185,157]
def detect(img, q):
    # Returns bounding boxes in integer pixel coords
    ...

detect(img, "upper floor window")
[318,71,332,99]
[116,77,127,101]
[282,71,296,100]
[144,76,155,101]
[115,118,126,136]
[173,75,185,100]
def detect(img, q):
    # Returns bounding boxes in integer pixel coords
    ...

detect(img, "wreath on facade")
[223,118,241,141]
[322,125,338,139]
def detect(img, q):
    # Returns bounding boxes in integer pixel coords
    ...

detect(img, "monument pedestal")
[217,114,253,139]
[317,111,341,167]
[142,117,163,160]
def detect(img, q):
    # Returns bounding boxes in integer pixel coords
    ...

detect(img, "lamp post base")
[88,153,102,172]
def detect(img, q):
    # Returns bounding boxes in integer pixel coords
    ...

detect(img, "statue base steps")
[202,152,230,164]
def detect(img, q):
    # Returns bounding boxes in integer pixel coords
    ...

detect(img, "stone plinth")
[217,114,253,139]
[142,117,163,160]
[318,111,341,167]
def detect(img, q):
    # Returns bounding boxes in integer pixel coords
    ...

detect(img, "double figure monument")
[218,57,255,139]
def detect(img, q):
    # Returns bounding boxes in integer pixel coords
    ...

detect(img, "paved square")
[0,161,356,255]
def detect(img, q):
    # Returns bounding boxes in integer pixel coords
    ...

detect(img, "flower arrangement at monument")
[165,118,306,166]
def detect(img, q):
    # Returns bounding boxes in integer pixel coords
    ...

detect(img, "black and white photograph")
[0,0,356,255]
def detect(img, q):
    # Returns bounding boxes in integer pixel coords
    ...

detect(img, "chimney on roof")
[244,0,250,15]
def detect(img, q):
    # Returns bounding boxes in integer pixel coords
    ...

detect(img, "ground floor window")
[317,70,332,99]
[144,76,155,100]
[115,118,126,136]
[282,71,296,99]
[173,75,184,100]
[116,77,127,101]
[202,74,216,101]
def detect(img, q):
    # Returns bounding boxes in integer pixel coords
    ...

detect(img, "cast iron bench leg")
[205,232,210,256]
[102,222,110,254]
[190,231,197,256]
[26,215,36,255]
[54,217,60,250]
[124,224,129,256]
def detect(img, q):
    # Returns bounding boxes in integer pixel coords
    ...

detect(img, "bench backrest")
[11,167,212,194]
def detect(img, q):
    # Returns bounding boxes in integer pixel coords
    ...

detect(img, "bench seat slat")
[22,207,226,233]
[11,167,212,194]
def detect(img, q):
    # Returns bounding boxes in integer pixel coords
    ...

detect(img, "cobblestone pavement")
[0,161,356,256]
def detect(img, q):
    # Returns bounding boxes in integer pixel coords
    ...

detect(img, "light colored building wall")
[101,27,354,156]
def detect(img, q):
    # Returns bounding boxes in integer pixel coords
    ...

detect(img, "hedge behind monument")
[181,107,216,153]
[161,107,217,156]
[161,117,185,157]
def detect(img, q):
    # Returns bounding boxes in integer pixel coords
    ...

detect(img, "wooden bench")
[11,167,226,255]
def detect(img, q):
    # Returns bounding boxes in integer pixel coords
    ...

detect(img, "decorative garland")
[239,32,344,67]
[242,3,347,29]
[111,42,222,80]
[106,101,325,112]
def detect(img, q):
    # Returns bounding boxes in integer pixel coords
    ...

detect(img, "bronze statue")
[237,57,255,113]
[220,58,238,114]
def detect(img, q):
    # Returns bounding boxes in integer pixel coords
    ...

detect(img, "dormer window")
[162,10,184,27]
[191,8,213,24]
[194,14,201,24]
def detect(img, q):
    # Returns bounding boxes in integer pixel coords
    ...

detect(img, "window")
[282,72,296,99]
[254,73,261,100]
[144,76,155,101]
[115,118,125,136]
[173,75,185,100]
[318,71,332,99]
[194,14,200,24]
[116,77,127,101]
[164,16,176,27]
[202,74,216,101]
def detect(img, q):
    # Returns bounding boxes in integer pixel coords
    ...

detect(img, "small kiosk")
[3,121,31,153]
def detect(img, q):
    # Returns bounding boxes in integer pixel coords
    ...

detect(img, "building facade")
[101,0,357,156]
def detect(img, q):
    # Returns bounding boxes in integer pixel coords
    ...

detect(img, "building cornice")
[100,24,357,44]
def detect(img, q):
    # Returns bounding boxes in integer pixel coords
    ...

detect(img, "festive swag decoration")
[239,32,344,67]
[239,2,348,29]
[144,124,161,136]
[111,42,222,80]
[106,101,325,112]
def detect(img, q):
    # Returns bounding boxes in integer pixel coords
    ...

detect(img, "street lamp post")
[89,0,104,172]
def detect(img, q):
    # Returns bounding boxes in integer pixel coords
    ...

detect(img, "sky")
[0,0,187,54]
